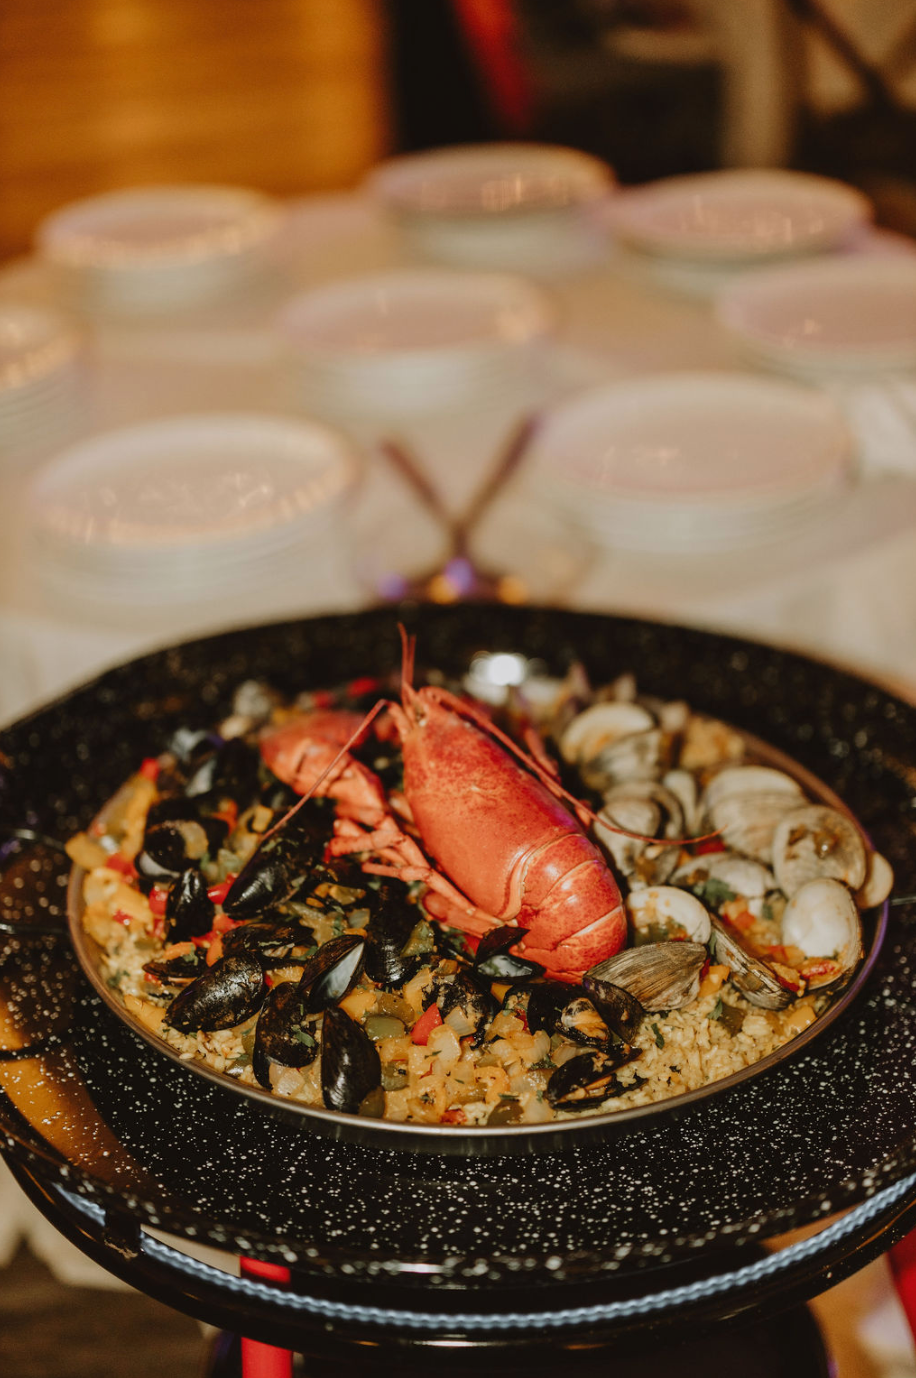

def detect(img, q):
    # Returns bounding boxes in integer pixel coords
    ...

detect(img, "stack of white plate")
[366,143,613,272]
[29,414,359,627]
[528,373,853,555]
[716,256,916,379]
[277,268,555,420]
[608,169,872,298]
[0,303,83,452]
[37,186,284,315]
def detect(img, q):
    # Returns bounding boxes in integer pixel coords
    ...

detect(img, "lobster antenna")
[262,698,389,844]
[426,685,719,849]
[398,623,418,707]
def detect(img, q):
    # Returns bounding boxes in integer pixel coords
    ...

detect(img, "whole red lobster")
[260,633,627,982]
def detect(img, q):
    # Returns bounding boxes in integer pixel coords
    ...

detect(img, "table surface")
[2,193,916,731]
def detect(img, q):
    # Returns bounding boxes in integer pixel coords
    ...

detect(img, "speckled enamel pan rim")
[66,719,887,1153]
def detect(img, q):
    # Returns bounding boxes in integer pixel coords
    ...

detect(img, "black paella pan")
[1,604,916,1292]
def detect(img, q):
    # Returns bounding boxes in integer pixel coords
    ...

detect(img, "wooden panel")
[0,0,391,259]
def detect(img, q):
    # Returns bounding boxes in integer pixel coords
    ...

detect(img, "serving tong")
[377,413,538,603]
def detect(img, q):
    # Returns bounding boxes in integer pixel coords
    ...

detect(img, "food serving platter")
[1,605,916,1289]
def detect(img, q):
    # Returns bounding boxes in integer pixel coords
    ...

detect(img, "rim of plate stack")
[0,303,84,451]
[365,143,614,270]
[528,372,854,556]
[608,169,871,263]
[36,185,285,314]
[276,268,556,419]
[30,413,359,618]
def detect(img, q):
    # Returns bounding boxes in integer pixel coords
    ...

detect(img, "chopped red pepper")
[694,837,727,855]
[728,910,756,933]
[104,853,136,878]
[207,876,237,906]
[441,1108,467,1126]
[148,886,170,916]
[411,1002,443,1045]
[113,909,133,927]
[211,802,238,831]
[212,912,241,935]
[139,757,160,782]
[347,676,380,698]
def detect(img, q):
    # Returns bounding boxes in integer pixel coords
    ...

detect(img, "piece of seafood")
[781,878,863,989]
[771,805,867,897]
[626,886,712,945]
[546,1048,642,1112]
[165,954,267,1033]
[584,942,707,1011]
[708,917,796,1010]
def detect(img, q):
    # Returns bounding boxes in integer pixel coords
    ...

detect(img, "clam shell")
[781,878,863,988]
[559,701,654,765]
[708,917,793,1011]
[771,805,867,897]
[707,790,801,864]
[627,886,712,945]
[586,941,707,1011]
[581,727,667,791]
[703,766,805,816]
[856,851,894,909]
[672,853,775,902]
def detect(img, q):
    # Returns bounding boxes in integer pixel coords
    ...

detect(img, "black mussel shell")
[525,980,573,1035]
[582,976,645,1042]
[146,797,199,830]
[143,946,208,984]
[222,920,316,967]
[186,737,261,803]
[558,994,618,1052]
[252,982,321,1088]
[165,867,215,942]
[546,1050,643,1112]
[222,839,298,920]
[364,883,424,986]
[320,1005,382,1114]
[473,926,543,981]
[298,934,366,1013]
[168,727,221,766]
[437,970,496,1045]
[165,954,266,1033]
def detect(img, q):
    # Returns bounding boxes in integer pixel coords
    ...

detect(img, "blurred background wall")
[2,0,916,263]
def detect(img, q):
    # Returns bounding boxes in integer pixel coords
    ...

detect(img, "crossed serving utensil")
[378,413,539,604]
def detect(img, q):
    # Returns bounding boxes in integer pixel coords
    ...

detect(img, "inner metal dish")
[65,697,887,1154]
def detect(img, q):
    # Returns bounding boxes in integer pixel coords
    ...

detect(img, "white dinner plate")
[37,186,284,312]
[609,170,871,261]
[366,142,613,219]
[529,372,853,553]
[31,413,357,549]
[717,256,916,375]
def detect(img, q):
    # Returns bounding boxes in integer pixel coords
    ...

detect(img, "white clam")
[702,765,804,816]
[771,805,867,897]
[707,790,801,864]
[559,701,655,765]
[662,768,701,835]
[672,853,775,901]
[627,886,712,945]
[781,878,863,988]
[594,795,661,879]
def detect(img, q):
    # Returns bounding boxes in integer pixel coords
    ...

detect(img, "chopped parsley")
[695,878,737,908]
[649,1022,665,1049]
[707,997,724,1021]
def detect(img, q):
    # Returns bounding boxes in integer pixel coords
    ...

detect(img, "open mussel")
[252,981,321,1089]
[585,942,707,1011]
[184,736,261,804]
[546,1048,642,1112]
[165,954,266,1033]
[320,1005,382,1114]
[221,919,316,967]
[473,926,543,981]
[164,867,215,942]
[437,970,496,1044]
[143,945,208,985]
[298,934,367,1013]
